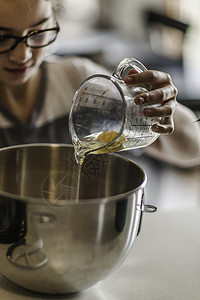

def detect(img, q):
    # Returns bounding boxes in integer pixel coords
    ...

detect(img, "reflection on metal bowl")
[0,144,156,294]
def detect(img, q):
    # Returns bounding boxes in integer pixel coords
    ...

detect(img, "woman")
[0,0,199,167]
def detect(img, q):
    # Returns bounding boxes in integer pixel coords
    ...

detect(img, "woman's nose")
[8,42,32,64]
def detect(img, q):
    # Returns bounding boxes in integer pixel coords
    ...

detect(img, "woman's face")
[0,0,54,87]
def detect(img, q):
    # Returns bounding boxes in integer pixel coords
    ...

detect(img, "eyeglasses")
[0,23,60,54]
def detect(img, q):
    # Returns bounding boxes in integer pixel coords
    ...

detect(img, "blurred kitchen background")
[52,0,200,101]
[51,0,200,211]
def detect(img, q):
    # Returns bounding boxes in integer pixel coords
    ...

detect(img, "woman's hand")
[124,69,178,134]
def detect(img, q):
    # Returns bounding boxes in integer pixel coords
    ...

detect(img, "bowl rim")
[0,143,147,206]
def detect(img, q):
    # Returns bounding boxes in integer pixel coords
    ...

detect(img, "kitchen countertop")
[1,207,200,300]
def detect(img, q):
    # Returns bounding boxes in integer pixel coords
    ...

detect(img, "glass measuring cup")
[69,57,161,165]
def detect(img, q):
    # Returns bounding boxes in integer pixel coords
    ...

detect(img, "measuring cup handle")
[112,57,147,81]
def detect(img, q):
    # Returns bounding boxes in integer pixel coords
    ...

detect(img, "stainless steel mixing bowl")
[0,144,156,294]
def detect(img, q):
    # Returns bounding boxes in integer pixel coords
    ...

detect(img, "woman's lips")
[5,66,31,75]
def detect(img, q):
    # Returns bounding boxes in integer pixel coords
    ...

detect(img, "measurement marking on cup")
[82,91,119,102]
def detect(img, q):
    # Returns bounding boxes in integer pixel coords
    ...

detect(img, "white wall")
[102,0,166,40]
[59,0,166,41]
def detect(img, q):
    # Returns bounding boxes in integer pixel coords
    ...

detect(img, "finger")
[134,85,178,105]
[152,116,174,134]
[143,99,177,118]
[127,69,138,75]
[124,70,172,87]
